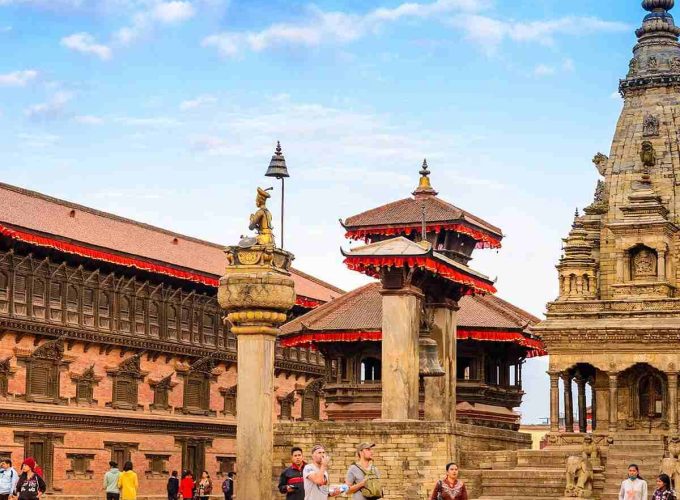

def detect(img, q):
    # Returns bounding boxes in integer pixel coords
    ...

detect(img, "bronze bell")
[265,141,290,179]
[419,329,445,377]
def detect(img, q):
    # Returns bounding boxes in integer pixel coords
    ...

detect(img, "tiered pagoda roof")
[342,160,503,249]
[280,282,546,357]
[0,182,343,308]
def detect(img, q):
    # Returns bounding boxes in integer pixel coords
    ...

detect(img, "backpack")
[353,463,383,499]
[222,478,232,494]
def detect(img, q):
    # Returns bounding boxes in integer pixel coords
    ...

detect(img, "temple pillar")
[562,372,574,431]
[659,250,667,281]
[616,252,625,282]
[667,371,678,430]
[608,373,619,432]
[590,378,597,431]
[380,286,422,420]
[576,374,587,433]
[424,300,458,422]
[549,371,560,432]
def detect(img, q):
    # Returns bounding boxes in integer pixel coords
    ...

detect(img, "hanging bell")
[419,330,445,377]
[264,141,290,179]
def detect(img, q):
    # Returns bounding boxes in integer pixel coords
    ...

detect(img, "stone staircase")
[467,448,605,500]
[600,433,665,500]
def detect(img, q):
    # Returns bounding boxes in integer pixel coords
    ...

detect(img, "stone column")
[667,371,678,430]
[380,286,422,420]
[424,300,458,422]
[608,373,619,432]
[218,243,295,500]
[590,379,597,431]
[562,372,574,431]
[616,252,625,282]
[549,371,561,432]
[659,250,667,281]
[576,375,587,433]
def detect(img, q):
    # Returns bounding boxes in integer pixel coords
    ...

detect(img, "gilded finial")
[413,158,438,197]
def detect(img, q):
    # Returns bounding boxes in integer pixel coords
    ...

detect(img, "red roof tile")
[0,182,343,303]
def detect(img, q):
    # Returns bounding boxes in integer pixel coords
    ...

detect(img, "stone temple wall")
[273,421,532,500]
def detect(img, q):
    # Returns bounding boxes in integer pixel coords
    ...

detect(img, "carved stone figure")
[248,187,275,247]
[671,57,680,72]
[648,55,659,71]
[633,248,657,279]
[640,141,657,167]
[628,58,639,77]
[660,457,680,490]
[592,153,609,176]
[669,434,680,459]
[564,455,594,498]
[643,114,660,137]
[581,435,601,468]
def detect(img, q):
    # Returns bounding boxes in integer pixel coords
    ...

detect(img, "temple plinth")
[218,188,295,500]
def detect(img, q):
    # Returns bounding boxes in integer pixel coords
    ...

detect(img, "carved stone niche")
[66,453,95,479]
[643,114,660,137]
[144,454,170,478]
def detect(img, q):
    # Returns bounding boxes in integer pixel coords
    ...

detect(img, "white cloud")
[456,15,630,54]
[61,32,112,60]
[179,94,217,111]
[203,0,489,57]
[115,1,196,45]
[152,1,194,23]
[0,69,38,86]
[533,64,555,76]
[16,132,60,148]
[532,58,575,77]
[74,115,104,125]
[24,91,72,120]
[115,116,180,127]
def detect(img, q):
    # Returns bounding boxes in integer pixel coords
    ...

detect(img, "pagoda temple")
[281,163,545,429]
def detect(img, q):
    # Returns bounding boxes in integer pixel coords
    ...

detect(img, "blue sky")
[0,0,648,423]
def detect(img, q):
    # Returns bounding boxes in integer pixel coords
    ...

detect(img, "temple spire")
[413,159,438,198]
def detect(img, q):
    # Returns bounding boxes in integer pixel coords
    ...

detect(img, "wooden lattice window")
[32,277,46,319]
[180,307,190,342]
[192,311,201,343]
[278,391,295,421]
[99,291,111,329]
[301,379,323,421]
[119,296,131,332]
[144,454,170,478]
[66,453,94,479]
[82,288,94,326]
[66,285,79,324]
[73,366,98,404]
[203,312,216,346]
[149,302,160,338]
[0,271,8,314]
[13,274,27,316]
[105,442,138,467]
[26,360,59,402]
[167,305,178,340]
[49,281,62,321]
[183,373,209,413]
[150,375,173,411]
[112,375,138,410]
[222,386,236,416]
[135,298,146,335]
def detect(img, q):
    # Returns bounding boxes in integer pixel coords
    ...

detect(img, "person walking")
[303,445,344,499]
[278,447,306,500]
[178,470,194,500]
[0,458,19,500]
[14,458,46,500]
[221,472,234,500]
[620,464,648,500]
[167,471,179,500]
[116,461,138,500]
[653,474,676,500]
[430,463,468,500]
[346,443,382,499]
[195,471,212,500]
[103,461,121,500]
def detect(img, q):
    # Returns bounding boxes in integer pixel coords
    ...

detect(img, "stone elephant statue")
[565,455,594,498]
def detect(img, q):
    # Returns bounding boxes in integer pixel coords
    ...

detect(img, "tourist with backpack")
[346,443,383,500]
[221,472,234,500]
[429,462,467,500]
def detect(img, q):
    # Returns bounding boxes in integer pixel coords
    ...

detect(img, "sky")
[0,0,648,423]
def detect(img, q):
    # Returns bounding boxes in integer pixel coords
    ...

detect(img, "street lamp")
[264,141,290,248]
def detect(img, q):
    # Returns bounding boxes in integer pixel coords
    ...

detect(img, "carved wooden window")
[66,285,79,324]
[99,291,111,329]
[167,305,178,340]
[0,359,10,397]
[66,453,94,479]
[49,281,63,321]
[119,296,131,332]
[135,298,146,335]
[203,312,216,346]
[32,277,46,319]
[192,311,201,343]
[76,378,94,403]
[151,376,172,411]
[222,386,236,416]
[82,288,94,326]
[26,360,59,402]
[184,373,209,413]
[180,307,190,342]
[0,271,8,314]
[301,380,322,421]
[105,442,137,467]
[145,454,170,477]
[278,392,294,420]
[13,274,27,316]
[149,301,160,338]
[112,375,138,410]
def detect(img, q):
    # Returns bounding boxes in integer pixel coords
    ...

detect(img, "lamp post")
[265,141,290,248]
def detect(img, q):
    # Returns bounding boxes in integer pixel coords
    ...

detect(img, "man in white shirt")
[0,459,19,500]
[303,445,342,500]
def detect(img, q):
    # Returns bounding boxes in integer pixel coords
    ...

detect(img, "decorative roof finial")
[413,158,438,198]
[575,207,580,218]
[643,0,674,13]
[265,140,289,179]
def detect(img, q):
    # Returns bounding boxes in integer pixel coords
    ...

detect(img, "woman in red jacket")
[179,470,195,500]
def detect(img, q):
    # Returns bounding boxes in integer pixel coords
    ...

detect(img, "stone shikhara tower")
[535,0,680,437]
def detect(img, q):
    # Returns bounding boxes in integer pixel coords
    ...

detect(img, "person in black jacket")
[167,470,179,500]
[14,458,46,500]
[278,447,305,500]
